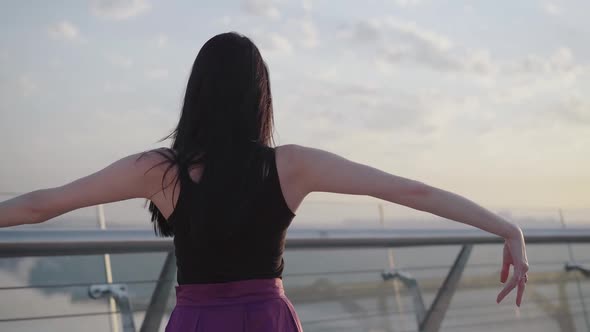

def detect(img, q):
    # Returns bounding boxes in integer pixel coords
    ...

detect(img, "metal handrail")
[1,227,590,257]
[2,226,590,332]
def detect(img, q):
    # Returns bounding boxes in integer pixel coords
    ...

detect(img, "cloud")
[300,17,319,48]
[220,15,232,26]
[384,18,452,51]
[18,75,37,97]
[509,47,576,75]
[394,0,422,7]
[154,33,167,48]
[545,94,590,126]
[542,2,563,16]
[374,18,456,71]
[348,19,381,43]
[241,0,280,20]
[103,81,134,93]
[345,17,589,79]
[47,21,82,42]
[145,68,169,79]
[345,17,496,75]
[265,0,320,50]
[276,76,440,171]
[285,15,320,49]
[345,17,451,51]
[104,53,133,68]
[359,97,428,132]
[284,76,431,134]
[91,0,151,20]
[257,32,293,55]
[269,33,293,53]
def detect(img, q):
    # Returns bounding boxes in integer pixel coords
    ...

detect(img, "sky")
[0,0,588,228]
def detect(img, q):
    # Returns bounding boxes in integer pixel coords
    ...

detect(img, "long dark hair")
[140,31,276,237]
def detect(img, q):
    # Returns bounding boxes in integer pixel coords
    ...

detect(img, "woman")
[0,32,528,331]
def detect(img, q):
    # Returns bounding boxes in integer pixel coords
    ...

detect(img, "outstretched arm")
[295,144,518,237]
[0,149,167,227]
[293,143,529,306]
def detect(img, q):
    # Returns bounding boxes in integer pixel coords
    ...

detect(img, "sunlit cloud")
[542,2,563,16]
[394,0,422,7]
[545,94,590,125]
[17,75,37,97]
[154,33,168,48]
[241,0,280,20]
[300,17,319,48]
[47,21,82,42]
[283,15,320,49]
[344,17,496,75]
[509,47,576,75]
[91,0,151,20]
[145,68,169,80]
[220,15,232,26]
[256,32,294,55]
[104,53,134,68]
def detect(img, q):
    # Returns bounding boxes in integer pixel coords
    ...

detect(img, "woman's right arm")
[292,143,529,305]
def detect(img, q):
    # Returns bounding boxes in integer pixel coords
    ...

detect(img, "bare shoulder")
[274,143,306,182]
[135,147,181,203]
[273,144,298,167]
[274,143,345,196]
[136,147,176,163]
[272,144,309,214]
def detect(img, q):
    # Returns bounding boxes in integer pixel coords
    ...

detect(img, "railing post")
[383,244,473,332]
[560,209,590,331]
[382,269,426,328]
[565,262,590,277]
[140,251,177,332]
[96,204,119,332]
[89,283,136,332]
[377,203,409,329]
[419,244,472,332]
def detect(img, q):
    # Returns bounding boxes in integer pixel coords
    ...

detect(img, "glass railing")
[0,195,588,332]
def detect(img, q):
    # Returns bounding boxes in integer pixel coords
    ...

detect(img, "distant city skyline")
[1,0,588,226]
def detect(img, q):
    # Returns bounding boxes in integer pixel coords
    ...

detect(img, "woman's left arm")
[0,150,164,228]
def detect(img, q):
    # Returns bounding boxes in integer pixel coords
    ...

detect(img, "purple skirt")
[165,278,303,332]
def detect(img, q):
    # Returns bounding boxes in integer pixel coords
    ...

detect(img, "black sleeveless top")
[169,146,296,284]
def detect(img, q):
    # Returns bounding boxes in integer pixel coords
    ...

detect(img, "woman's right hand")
[496,226,529,306]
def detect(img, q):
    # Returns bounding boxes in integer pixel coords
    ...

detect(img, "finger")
[497,277,517,304]
[500,260,510,284]
[500,243,512,283]
[516,278,526,307]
